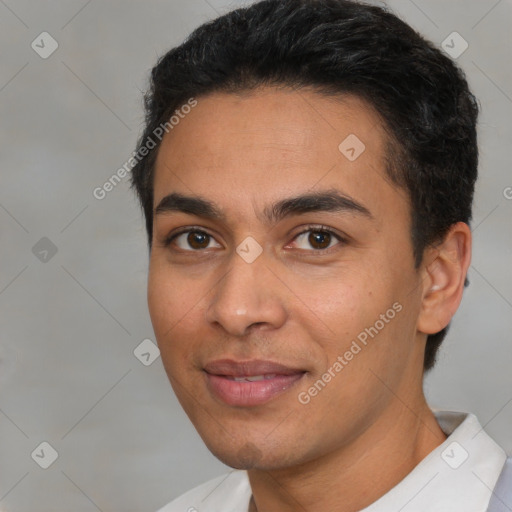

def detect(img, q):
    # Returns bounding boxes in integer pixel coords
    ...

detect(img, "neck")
[247,399,446,512]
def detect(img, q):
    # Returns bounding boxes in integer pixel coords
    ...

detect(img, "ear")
[417,222,472,335]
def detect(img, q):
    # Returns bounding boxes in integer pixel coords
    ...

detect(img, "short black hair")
[130,0,479,371]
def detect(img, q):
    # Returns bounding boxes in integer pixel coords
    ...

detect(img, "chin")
[206,438,295,470]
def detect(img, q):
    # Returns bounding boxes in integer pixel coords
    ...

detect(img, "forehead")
[153,87,407,223]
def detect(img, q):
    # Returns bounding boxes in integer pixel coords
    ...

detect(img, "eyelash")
[162,225,346,253]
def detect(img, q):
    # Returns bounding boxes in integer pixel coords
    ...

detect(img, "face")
[148,87,427,470]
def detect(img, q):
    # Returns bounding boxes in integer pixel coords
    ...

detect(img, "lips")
[204,359,306,407]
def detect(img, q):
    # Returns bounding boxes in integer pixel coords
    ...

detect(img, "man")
[130,0,511,510]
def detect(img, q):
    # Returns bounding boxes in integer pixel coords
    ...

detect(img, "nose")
[204,250,287,337]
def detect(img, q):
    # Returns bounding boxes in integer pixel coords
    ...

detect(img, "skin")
[147,87,471,511]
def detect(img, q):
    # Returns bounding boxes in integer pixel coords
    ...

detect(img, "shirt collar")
[360,410,507,511]
[189,410,506,511]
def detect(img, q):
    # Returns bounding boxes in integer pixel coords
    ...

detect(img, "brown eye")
[291,227,342,251]
[170,229,222,251]
[308,231,332,249]
[187,231,210,249]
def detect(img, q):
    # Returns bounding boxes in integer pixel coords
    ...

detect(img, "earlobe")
[417,222,472,335]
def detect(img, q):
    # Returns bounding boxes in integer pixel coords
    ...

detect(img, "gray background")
[0,0,511,511]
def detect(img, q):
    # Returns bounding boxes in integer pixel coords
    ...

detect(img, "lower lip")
[205,372,305,407]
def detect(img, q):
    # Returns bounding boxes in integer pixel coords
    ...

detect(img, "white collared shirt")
[157,410,507,512]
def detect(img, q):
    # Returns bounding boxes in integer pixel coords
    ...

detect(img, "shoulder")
[488,457,512,511]
[156,470,251,512]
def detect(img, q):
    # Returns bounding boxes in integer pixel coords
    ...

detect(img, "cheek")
[293,266,382,332]
[295,263,408,362]
[147,273,198,383]
[148,254,200,312]
[147,259,225,370]
[147,271,173,333]
[147,263,203,345]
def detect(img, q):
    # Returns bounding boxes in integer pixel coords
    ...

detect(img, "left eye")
[292,229,342,250]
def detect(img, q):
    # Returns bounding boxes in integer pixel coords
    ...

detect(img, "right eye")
[165,229,222,251]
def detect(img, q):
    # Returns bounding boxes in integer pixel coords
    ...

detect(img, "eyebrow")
[154,189,373,223]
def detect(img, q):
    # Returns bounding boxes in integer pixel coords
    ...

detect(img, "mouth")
[227,374,279,382]
[203,359,306,407]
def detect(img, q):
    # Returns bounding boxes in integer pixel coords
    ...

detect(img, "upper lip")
[204,359,305,377]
